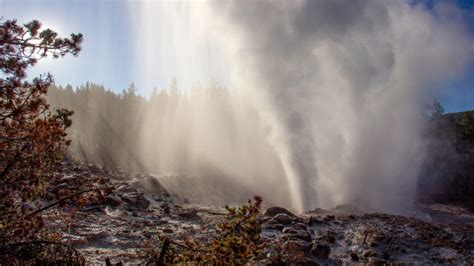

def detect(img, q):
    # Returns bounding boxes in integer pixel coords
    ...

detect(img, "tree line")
[46,80,284,184]
[420,101,474,206]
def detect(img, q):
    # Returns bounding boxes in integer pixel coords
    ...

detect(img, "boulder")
[129,176,170,197]
[271,213,293,225]
[105,195,122,207]
[263,206,296,217]
[262,222,284,231]
[121,193,150,210]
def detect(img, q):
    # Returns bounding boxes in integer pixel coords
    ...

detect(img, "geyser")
[208,0,473,212]
[54,0,474,213]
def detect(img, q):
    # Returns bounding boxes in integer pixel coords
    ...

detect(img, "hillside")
[419,109,474,207]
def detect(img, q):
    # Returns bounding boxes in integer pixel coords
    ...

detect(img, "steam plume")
[209,0,474,212]
[55,1,474,213]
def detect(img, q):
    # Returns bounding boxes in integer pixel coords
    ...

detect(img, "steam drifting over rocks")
[209,0,474,211]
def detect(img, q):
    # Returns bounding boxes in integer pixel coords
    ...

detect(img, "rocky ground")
[41,160,474,264]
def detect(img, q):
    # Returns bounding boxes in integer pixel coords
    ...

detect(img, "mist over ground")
[49,0,474,213]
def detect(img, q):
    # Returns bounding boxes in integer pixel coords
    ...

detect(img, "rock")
[366,229,385,244]
[284,240,312,254]
[161,204,170,215]
[67,235,88,246]
[53,182,69,192]
[311,244,331,259]
[264,206,296,217]
[163,228,174,233]
[293,231,312,242]
[178,210,200,220]
[121,193,150,210]
[21,202,36,213]
[80,230,109,242]
[282,227,298,234]
[362,249,377,258]
[262,222,284,231]
[294,223,307,231]
[316,232,337,244]
[307,216,324,225]
[282,227,312,242]
[106,195,122,207]
[83,206,104,213]
[332,204,364,214]
[271,213,293,225]
[350,252,359,261]
[117,184,136,193]
[368,258,388,265]
[324,215,335,221]
[129,176,170,197]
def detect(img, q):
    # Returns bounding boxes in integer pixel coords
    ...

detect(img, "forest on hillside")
[47,82,292,206]
[420,106,474,206]
[48,83,474,208]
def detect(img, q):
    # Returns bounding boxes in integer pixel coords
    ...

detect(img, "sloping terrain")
[40,161,474,264]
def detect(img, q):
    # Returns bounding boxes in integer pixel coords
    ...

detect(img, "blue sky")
[1,0,474,112]
[1,0,139,92]
[417,0,474,112]
[0,0,228,95]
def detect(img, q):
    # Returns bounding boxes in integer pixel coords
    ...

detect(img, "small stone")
[284,240,312,254]
[81,230,109,242]
[263,206,296,217]
[178,210,200,220]
[311,244,331,259]
[162,204,170,215]
[293,223,307,231]
[282,227,298,234]
[293,231,312,242]
[21,202,36,213]
[307,216,324,225]
[316,233,337,244]
[117,184,136,193]
[368,258,388,265]
[362,249,377,258]
[324,215,335,221]
[163,228,174,233]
